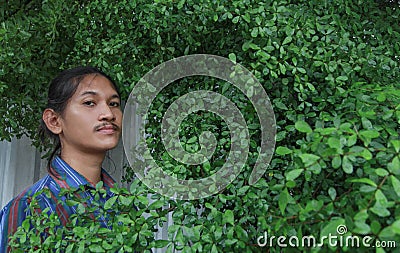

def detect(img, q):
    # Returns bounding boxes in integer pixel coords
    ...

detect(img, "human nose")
[98,103,116,121]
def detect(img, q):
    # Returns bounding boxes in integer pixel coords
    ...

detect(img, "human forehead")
[74,74,119,96]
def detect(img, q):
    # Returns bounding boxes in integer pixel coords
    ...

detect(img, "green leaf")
[375,168,389,176]
[360,130,380,139]
[148,200,165,210]
[391,220,400,234]
[295,121,312,133]
[328,187,337,200]
[349,178,377,187]
[153,240,170,248]
[223,210,234,225]
[274,100,288,110]
[377,92,386,102]
[156,34,162,45]
[328,137,341,150]
[228,53,236,63]
[336,75,348,81]
[104,196,118,210]
[370,190,391,217]
[278,188,290,215]
[282,36,292,45]
[276,146,292,155]
[235,225,248,241]
[379,226,395,239]
[342,156,353,174]
[286,169,303,181]
[299,153,320,167]
[211,244,218,253]
[360,148,373,160]
[332,156,341,169]
[279,63,286,74]
[353,221,371,234]
[66,244,75,253]
[390,140,400,152]
[388,157,400,174]
[237,186,250,195]
[251,27,258,37]
[211,13,217,21]
[76,203,85,214]
[354,209,369,221]
[89,245,105,252]
[78,243,85,253]
[186,136,198,144]
[390,175,400,197]
[320,218,346,238]
[347,134,357,147]
[297,67,306,74]
[136,195,149,206]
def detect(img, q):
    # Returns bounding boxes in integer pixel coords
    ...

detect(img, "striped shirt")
[0,156,116,253]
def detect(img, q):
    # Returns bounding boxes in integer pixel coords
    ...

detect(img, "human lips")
[95,123,119,134]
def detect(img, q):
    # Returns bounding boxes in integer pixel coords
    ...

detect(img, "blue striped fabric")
[0,156,116,253]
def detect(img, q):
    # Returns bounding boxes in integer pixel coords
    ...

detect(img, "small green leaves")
[4,1,400,252]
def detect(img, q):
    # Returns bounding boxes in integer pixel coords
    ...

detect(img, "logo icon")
[123,54,276,200]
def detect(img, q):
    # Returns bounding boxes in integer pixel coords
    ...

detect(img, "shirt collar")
[49,156,116,190]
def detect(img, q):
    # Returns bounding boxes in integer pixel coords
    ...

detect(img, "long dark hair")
[38,66,120,170]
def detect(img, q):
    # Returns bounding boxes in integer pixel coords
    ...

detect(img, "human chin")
[96,134,120,150]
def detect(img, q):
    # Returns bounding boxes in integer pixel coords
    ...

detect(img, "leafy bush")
[2,0,399,252]
[10,181,170,253]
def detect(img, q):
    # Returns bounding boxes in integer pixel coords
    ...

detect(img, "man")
[0,66,122,252]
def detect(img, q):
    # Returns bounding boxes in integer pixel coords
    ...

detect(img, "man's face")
[58,74,122,154]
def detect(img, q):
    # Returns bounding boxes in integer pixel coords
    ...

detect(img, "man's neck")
[60,149,105,186]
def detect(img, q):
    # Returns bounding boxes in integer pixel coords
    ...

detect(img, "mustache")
[94,122,121,131]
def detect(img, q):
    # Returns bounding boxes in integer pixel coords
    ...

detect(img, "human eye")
[83,100,95,106]
[110,101,120,107]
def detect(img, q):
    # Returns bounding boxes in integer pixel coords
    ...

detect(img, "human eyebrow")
[80,91,98,97]
[110,94,120,100]
[80,91,120,100]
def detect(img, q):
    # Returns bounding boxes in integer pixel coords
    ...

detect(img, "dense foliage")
[1,0,399,252]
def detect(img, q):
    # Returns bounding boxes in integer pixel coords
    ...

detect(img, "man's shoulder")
[0,175,53,216]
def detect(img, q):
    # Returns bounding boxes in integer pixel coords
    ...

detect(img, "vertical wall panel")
[0,139,13,209]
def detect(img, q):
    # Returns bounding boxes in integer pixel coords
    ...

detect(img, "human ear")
[42,109,63,135]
